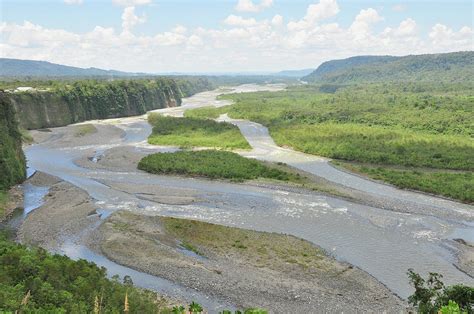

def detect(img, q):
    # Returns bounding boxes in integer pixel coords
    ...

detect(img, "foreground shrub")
[407,269,473,313]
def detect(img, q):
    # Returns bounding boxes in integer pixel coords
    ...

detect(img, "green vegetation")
[303,51,474,84]
[407,269,473,313]
[147,114,250,149]
[189,83,474,169]
[162,216,327,271]
[74,124,97,137]
[334,162,474,203]
[0,236,169,313]
[187,82,473,199]
[185,106,227,120]
[138,150,299,182]
[0,191,7,218]
[0,92,26,192]
[19,128,34,144]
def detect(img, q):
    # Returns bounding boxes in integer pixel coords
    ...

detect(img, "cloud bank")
[1,0,472,72]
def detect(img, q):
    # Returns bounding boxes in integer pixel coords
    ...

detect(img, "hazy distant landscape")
[1,0,473,313]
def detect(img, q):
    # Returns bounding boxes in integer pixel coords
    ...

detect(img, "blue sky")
[1,0,472,72]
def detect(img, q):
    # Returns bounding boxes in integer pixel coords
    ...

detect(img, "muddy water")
[24,84,474,301]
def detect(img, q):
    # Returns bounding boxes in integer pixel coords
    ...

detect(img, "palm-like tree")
[188,301,203,313]
[172,305,185,314]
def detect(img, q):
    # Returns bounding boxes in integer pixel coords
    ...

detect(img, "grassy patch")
[334,161,474,203]
[0,191,7,218]
[147,114,250,150]
[138,150,299,182]
[74,124,97,137]
[19,128,34,144]
[184,106,228,119]
[161,217,328,271]
[272,123,473,170]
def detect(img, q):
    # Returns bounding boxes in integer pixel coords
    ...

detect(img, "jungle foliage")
[0,236,167,313]
[148,114,250,149]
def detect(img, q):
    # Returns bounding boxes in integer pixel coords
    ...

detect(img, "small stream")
[19,85,474,305]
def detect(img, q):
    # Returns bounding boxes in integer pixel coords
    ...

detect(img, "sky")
[0,0,473,73]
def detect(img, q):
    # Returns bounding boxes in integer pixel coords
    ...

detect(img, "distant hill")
[0,58,141,77]
[302,51,474,83]
[273,69,314,78]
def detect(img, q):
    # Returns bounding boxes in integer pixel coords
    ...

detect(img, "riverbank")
[89,210,405,312]
[14,171,406,312]
[0,185,23,222]
[18,172,99,251]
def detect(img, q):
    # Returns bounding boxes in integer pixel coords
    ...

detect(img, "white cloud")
[121,6,146,33]
[235,0,273,13]
[1,3,472,73]
[383,18,416,37]
[287,0,340,31]
[271,15,283,27]
[429,24,473,49]
[173,25,187,34]
[349,8,383,40]
[113,0,151,6]
[64,0,83,5]
[224,15,258,27]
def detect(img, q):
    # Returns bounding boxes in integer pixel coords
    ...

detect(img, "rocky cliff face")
[8,78,211,130]
[0,91,26,190]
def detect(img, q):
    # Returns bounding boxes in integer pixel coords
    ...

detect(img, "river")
[22,84,473,304]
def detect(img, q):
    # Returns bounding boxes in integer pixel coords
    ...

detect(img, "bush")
[407,269,473,313]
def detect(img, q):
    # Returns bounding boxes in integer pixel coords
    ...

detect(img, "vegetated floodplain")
[138,150,298,182]
[147,113,250,149]
[334,161,474,203]
[186,82,474,201]
[161,216,327,271]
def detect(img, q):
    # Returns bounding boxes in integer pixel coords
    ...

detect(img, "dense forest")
[6,78,213,129]
[303,51,474,83]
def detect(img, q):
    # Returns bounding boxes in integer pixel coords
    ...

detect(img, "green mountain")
[0,58,141,77]
[273,69,314,78]
[303,51,474,83]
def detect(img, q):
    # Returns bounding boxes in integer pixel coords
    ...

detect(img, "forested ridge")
[303,51,474,83]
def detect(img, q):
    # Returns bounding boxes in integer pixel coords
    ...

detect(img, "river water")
[22,84,473,303]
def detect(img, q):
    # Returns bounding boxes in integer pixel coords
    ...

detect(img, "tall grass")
[147,114,250,150]
[138,150,296,182]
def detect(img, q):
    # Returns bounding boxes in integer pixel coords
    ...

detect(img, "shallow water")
[23,84,474,301]
[60,242,235,312]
